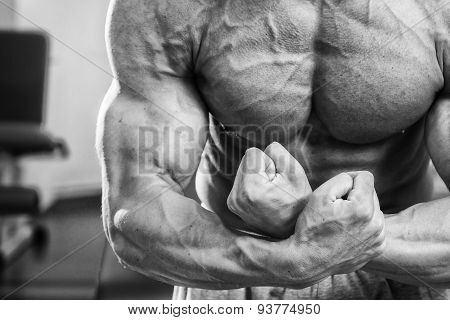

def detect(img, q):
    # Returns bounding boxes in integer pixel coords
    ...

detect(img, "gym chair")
[0,31,68,267]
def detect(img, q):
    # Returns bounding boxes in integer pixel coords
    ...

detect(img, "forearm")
[104,180,326,290]
[364,197,450,288]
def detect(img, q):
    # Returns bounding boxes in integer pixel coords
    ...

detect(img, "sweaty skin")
[97,0,450,298]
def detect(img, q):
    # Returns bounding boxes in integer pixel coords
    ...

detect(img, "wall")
[6,0,111,205]
[0,0,14,28]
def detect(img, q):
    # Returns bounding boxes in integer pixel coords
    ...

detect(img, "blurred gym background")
[0,0,173,299]
[0,0,448,300]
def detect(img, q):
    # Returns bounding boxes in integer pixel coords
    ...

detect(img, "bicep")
[97,2,209,263]
[99,79,208,194]
[99,0,208,193]
[426,96,450,189]
[96,83,208,255]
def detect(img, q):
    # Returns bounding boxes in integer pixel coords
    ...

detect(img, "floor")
[0,195,173,300]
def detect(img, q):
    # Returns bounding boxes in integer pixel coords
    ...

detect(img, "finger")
[316,173,354,201]
[241,147,276,180]
[347,171,375,207]
[264,142,306,177]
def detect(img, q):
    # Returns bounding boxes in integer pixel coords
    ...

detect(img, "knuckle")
[331,172,352,187]
[269,141,282,148]
[245,147,260,155]
[337,172,351,179]
[266,141,284,153]
[360,170,374,180]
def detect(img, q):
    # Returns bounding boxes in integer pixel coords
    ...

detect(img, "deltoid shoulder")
[111,0,207,80]
[142,0,210,74]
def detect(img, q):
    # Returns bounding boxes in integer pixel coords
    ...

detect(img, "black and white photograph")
[0,0,449,318]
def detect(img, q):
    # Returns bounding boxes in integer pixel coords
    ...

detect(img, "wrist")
[274,237,332,288]
[363,212,406,271]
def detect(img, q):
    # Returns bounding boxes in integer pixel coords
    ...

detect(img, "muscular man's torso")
[151,0,449,232]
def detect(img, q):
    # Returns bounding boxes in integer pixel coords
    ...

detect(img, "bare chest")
[195,0,444,144]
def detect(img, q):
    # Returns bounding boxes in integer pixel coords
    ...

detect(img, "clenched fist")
[227,142,312,238]
[291,171,386,276]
